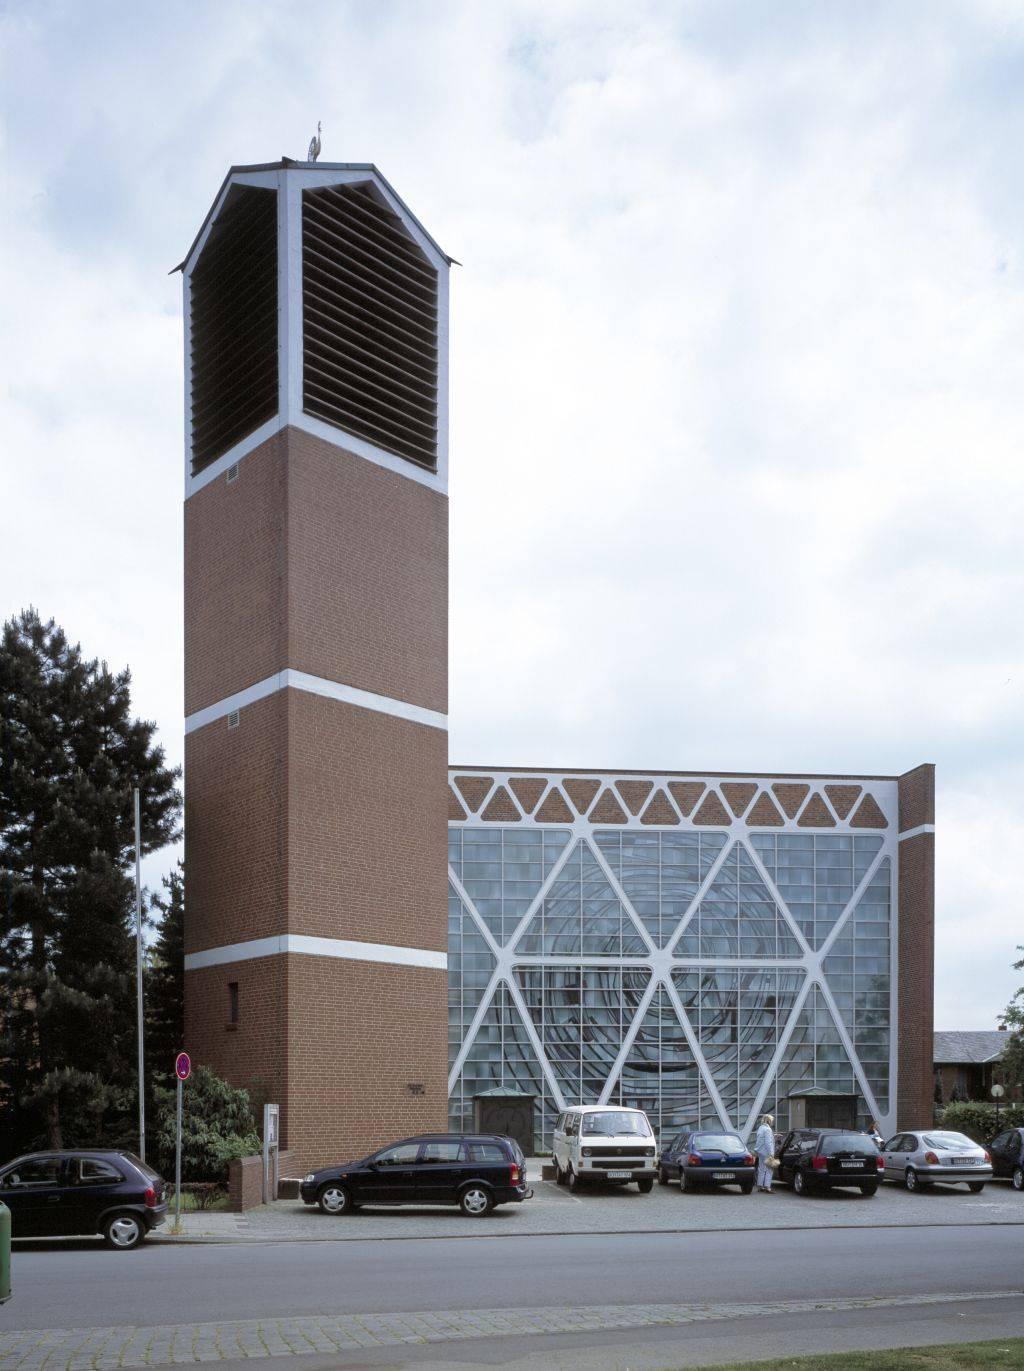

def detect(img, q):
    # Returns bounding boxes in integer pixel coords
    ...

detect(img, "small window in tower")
[227,982,239,1027]
[227,710,240,729]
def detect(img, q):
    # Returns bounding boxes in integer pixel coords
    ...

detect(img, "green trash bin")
[0,1200,10,1303]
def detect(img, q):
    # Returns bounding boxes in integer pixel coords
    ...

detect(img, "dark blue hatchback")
[658,1130,755,1193]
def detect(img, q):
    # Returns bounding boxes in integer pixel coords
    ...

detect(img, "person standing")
[869,1120,884,1148]
[754,1113,776,1193]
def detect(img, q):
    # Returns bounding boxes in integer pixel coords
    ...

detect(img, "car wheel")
[968,1182,985,1194]
[904,1168,918,1192]
[459,1185,493,1218]
[859,1183,878,1197]
[679,1170,691,1193]
[317,1183,350,1216]
[553,1157,564,1185]
[637,1178,654,1194]
[793,1171,808,1196]
[104,1212,144,1250]
[741,1181,754,1195]
[1012,1167,1023,1192]
[567,1166,581,1194]
[658,1166,669,1186]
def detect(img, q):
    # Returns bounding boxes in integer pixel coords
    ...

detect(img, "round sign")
[175,1052,192,1081]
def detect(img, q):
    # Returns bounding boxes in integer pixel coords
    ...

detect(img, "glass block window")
[594,830,727,947]
[514,841,648,957]
[751,834,882,949]
[449,827,570,945]
[823,857,892,1111]
[448,883,495,1069]
[672,842,802,959]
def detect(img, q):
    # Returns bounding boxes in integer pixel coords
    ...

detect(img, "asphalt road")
[4,1223,1023,1331]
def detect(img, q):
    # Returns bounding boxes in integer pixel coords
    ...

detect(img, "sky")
[1,0,1022,1029]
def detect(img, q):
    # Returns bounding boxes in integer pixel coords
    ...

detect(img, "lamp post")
[991,1082,1005,1127]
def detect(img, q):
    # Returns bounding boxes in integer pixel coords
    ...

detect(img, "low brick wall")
[228,1149,298,1212]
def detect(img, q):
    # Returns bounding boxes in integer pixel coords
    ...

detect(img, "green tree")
[145,862,184,1091]
[0,609,181,1152]
[997,945,1024,1093]
[151,1067,259,1181]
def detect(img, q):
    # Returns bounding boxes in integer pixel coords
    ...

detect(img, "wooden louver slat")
[189,186,279,475]
[302,182,439,471]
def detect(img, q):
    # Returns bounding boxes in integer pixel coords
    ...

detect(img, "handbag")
[766,1156,780,1171]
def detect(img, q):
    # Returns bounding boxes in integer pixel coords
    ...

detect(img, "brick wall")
[897,764,936,1128]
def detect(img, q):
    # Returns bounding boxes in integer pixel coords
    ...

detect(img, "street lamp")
[991,1082,1005,1126]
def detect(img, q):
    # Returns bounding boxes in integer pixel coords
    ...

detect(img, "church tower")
[179,160,451,1166]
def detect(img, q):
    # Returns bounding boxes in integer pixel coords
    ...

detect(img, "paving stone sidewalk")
[2,1290,1021,1369]
[148,1171,1024,1244]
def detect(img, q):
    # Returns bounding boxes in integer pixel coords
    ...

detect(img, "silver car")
[881,1130,992,1192]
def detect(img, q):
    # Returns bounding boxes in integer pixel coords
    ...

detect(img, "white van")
[552,1106,658,1192]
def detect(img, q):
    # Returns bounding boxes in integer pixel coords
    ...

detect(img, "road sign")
[175,1052,191,1081]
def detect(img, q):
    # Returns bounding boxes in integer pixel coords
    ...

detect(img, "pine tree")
[0,609,181,1152]
[145,863,184,1090]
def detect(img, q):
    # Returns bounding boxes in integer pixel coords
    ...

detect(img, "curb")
[148,1216,1024,1246]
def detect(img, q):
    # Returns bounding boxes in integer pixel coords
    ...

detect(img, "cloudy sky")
[2,0,1022,1027]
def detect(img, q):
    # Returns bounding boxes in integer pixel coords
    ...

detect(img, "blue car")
[658,1129,756,1193]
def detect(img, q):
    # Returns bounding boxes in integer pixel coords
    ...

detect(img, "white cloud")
[1,0,1021,1024]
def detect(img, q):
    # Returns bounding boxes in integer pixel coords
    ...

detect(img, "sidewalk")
[150,1164,1024,1244]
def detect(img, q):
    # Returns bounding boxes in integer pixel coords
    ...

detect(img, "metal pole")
[134,786,146,1162]
[175,1075,183,1230]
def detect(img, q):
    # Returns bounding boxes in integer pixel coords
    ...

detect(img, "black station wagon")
[776,1128,883,1197]
[0,1150,168,1249]
[301,1133,530,1217]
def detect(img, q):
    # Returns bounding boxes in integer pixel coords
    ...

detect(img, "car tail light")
[509,1164,520,1185]
[688,1154,702,1166]
[812,1156,827,1171]
[144,1186,157,1208]
[744,1154,755,1166]
[983,1151,991,1164]
[924,1151,939,1165]
[876,1156,885,1170]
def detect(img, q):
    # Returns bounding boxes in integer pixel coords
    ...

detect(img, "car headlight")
[645,1148,655,1157]
[304,1173,315,1184]
[582,1147,592,1157]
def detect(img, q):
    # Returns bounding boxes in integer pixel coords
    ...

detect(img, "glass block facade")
[448,773,899,1151]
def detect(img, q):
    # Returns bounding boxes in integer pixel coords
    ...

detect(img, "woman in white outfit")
[754,1113,776,1193]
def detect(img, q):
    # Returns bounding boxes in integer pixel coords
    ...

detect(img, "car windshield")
[692,1134,744,1151]
[820,1134,876,1155]
[581,1111,652,1137]
[923,1133,976,1150]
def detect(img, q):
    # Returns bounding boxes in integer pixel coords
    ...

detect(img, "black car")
[0,1150,168,1249]
[776,1128,883,1197]
[989,1127,1024,1191]
[659,1129,755,1193]
[300,1133,531,1218]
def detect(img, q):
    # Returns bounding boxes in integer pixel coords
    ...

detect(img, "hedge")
[934,1100,1024,1144]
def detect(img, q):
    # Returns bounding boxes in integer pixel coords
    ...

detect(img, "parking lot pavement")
[144,1168,1024,1244]
[2,1290,1020,1370]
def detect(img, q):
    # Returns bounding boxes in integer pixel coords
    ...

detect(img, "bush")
[935,1100,1024,1145]
[151,1066,260,1181]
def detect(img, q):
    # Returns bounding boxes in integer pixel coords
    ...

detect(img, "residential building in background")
[934,1029,1013,1104]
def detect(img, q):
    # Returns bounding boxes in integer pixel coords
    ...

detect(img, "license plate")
[607,1170,632,1179]
[712,1171,736,1180]
[840,1161,863,1169]
[951,1158,975,1166]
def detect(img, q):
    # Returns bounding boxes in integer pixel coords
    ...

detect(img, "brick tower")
[178,161,451,1168]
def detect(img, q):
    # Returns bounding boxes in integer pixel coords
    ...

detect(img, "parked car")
[988,1127,1024,1191]
[880,1130,992,1192]
[300,1134,530,1218]
[552,1106,658,1193]
[776,1128,883,1196]
[658,1129,755,1193]
[0,1150,168,1249]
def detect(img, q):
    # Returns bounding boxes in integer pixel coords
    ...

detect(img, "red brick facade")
[184,426,448,1171]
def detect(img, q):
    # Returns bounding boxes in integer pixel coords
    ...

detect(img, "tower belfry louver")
[179,160,451,1166]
